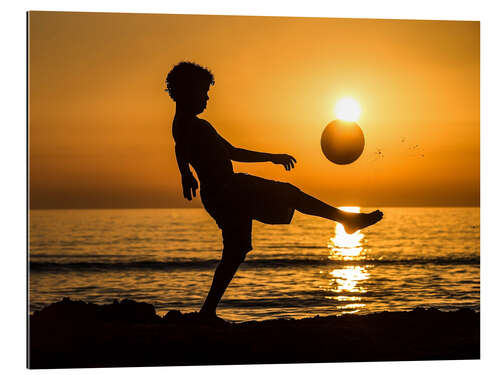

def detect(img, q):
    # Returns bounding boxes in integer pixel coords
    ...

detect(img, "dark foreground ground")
[28,298,479,368]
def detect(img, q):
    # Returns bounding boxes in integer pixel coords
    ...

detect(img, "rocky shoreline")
[28,298,479,368]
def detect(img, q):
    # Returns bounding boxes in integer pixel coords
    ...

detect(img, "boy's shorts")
[200,173,300,258]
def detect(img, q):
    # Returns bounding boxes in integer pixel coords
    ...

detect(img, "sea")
[29,207,480,322]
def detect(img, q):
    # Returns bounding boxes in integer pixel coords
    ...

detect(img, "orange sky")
[28,12,479,209]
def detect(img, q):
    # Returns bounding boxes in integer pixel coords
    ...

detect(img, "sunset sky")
[28,11,479,209]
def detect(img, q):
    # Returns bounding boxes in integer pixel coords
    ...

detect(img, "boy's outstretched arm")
[218,134,297,171]
[174,143,198,200]
[232,148,297,171]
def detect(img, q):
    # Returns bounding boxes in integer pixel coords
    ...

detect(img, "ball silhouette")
[321,120,365,165]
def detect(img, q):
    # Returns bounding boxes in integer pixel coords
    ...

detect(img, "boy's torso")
[173,116,234,188]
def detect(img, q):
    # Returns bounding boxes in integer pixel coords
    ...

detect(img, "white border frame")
[3,1,498,374]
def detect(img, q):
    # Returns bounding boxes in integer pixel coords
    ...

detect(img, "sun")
[334,97,361,122]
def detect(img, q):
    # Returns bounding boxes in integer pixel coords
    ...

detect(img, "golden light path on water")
[325,206,370,314]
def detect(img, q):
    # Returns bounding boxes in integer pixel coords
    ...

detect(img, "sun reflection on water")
[326,206,370,314]
[329,266,369,293]
[328,206,366,261]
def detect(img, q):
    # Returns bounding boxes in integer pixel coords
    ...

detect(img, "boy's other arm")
[218,135,297,171]
[174,143,198,200]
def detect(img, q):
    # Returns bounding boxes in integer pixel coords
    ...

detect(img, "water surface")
[29,207,479,321]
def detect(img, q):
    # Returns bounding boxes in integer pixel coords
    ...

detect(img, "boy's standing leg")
[200,219,251,317]
[200,250,245,316]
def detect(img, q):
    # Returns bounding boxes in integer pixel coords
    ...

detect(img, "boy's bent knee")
[222,248,247,264]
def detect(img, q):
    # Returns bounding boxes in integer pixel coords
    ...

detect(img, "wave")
[29,256,480,272]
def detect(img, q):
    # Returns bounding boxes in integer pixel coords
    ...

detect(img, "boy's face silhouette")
[178,83,210,115]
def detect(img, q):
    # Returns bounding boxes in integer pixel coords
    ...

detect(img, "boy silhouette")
[166,62,383,320]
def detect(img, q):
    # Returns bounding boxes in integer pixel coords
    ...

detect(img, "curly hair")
[165,61,215,101]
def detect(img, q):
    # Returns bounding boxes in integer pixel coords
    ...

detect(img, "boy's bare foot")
[342,210,383,234]
[164,309,230,327]
[197,311,230,327]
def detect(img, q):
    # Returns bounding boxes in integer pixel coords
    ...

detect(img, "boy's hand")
[181,174,199,200]
[271,154,297,171]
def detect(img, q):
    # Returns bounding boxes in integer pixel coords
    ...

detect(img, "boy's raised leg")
[294,190,383,234]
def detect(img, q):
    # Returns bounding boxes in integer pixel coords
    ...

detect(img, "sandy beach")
[28,298,479,368]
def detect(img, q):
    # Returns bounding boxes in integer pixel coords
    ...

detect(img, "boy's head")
[165,62,214,114]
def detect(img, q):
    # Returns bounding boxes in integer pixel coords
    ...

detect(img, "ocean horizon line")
[29,205,481,211]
